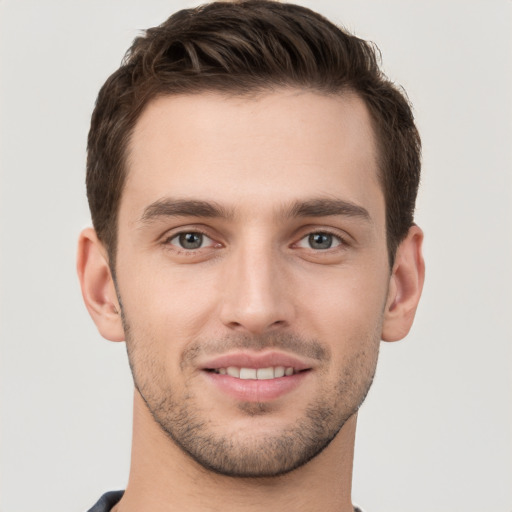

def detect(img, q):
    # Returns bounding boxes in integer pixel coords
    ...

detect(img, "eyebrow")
[284,198,371,222]
[139,197,371,224]
[140,198,234,223]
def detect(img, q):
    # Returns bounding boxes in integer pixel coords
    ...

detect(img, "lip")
[203,370,310,402]
[199,350,313,402]
[200,350,313,372]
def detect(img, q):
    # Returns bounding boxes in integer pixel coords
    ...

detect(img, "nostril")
[225,319,288,333]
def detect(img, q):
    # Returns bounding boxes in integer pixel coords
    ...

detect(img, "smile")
[199,351,314,401]
[209,366,300,379]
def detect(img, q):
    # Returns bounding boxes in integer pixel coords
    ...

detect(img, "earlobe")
[77,228,125,342]
[381,225,425,342]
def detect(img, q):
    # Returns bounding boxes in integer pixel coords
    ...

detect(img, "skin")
[78,89,424,512]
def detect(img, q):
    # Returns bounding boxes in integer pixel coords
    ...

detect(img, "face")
[114,90,392,477]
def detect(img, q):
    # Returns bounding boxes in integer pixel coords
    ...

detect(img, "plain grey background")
[1,1,511,511]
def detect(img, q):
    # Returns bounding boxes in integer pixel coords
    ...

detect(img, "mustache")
[181,332,330,368]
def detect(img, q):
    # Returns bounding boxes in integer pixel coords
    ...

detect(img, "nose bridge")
[220,234,292,333]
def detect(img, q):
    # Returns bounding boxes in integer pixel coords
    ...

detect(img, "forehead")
[122,89,383,223]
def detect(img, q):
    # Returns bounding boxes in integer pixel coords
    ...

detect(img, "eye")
[167,232,213,250]
[297,232,342,250]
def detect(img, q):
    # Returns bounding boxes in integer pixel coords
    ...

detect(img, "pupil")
[179,233,202,249]
[309,233,332,249]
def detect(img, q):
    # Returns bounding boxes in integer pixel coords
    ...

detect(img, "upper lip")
[200,350,313,371]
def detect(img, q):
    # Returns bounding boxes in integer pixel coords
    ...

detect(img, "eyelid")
[161,226,222,250]
[292,226,350,247]
[295,232,344,249]
[160,224,214,241]
[159,224,351,251]
[168,232,213,248]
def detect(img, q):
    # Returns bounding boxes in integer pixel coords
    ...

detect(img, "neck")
[116,391,357,512]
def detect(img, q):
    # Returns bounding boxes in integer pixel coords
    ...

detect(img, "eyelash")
[162,228,348,254]
[163,229,218,253]
[294,230,346,250]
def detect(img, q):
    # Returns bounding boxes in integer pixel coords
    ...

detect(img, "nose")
[219,242,295,334]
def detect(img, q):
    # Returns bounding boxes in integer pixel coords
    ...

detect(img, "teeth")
[274,366,285,378]
[256,367,274,380]
[215,366,296,379]
[240,368,257,380]
[227,366,240,378]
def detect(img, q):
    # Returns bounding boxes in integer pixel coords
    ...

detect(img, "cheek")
[296,265,389,352]
[118,262,220,343]
[120,271,217,391]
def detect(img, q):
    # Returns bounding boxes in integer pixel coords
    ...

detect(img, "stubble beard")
[124,325,380,478]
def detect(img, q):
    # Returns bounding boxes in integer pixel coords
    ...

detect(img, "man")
[77,1,425,511]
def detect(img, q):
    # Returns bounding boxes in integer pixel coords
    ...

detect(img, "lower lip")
[202,371,310,402]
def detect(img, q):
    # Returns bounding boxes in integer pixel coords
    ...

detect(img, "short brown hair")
[87,0,421,265]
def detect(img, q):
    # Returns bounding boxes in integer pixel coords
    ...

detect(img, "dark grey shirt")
[88,491,364,511]
[87,491,123,512]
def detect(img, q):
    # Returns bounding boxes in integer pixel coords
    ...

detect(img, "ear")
[381,225,425,342]
[77,228,125,342]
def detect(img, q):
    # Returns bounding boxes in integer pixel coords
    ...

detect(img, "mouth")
[199,352,313,402]
[206,366,306,379]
